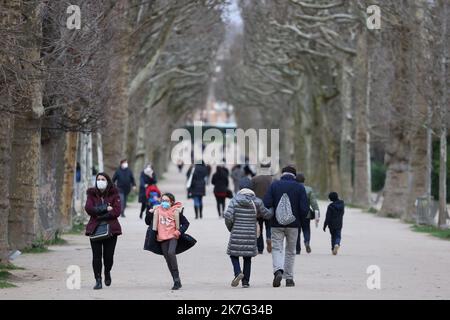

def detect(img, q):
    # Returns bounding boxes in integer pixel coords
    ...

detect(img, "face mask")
[121,163,128,169]
[97,180,108,191]
[161,201,171,209]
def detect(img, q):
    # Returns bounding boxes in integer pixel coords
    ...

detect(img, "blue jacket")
[263,173,309,228]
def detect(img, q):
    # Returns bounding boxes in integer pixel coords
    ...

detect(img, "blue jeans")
[230,256,252,283]
[257,218,271,253]
[119,191,128,217]
[296,217,311,252]
[330,229,342,249]
[193,196,203,208]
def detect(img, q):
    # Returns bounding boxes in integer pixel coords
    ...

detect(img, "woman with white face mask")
[85,173,122,290]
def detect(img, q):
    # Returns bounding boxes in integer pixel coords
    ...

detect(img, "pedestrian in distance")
[212,165,230,218]
[231,164,245,194]
[251,160,275,254]
[112,159,136,217]
[295,173,320,254]
[323,192,345,255]
[186,162,208,219]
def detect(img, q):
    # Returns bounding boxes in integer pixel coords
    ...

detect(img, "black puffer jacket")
[212,167,229,194]
[224,189,273,257]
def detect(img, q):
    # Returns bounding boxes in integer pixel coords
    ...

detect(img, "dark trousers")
[161,239,179,280]
[215,196,226,217]
[330,229,342,249]
[139,202,147,218]
[296,217,311,252]
[230,256,252,283]
[119,191,128,217]
[193,196,203,219]
[90,235,118,279]
[256,218,271,253]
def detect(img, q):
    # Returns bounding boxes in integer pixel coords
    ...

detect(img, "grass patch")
[22,232,67,254]
[0,263,24,271]
[367,207,378,214]
[411,225,450,240]
[21,246,49,254]
[127,192,138,203]
[346,203,367,210]
[0,270,16,288]
[66,222,85,235]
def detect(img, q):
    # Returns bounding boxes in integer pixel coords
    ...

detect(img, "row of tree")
[217,0,448,223]
[0,0,226,264]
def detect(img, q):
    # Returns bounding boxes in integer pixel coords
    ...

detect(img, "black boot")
[199,205,203,219]
[104,272,111,286]
[171,270,182,290]
[172,278,182,290]
[93,277,102,290]
[194,206,199,219]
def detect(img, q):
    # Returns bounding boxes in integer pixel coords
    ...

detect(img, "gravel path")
[2,164,450,300]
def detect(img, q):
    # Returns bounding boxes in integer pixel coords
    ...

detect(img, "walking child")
[323,192,345,255]
[148,193,190,289]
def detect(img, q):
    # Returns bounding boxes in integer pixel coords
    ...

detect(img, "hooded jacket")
[85,174,122,236]
[224,188,273,257]
[324,200,345,230]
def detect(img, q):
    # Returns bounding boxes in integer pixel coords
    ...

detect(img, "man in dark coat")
[263,165,308,288]
[112,159,136,217]
[251,160,274,254]
[323,192,345,255]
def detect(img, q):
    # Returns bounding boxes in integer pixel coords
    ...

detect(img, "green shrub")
[367,207,378,214]
[0,270,16,289]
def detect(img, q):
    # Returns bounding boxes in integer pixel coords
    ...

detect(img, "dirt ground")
[2,164,450,300]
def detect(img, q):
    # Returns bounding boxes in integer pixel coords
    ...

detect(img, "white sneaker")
[231,273,244,287]
[332,244,340,255]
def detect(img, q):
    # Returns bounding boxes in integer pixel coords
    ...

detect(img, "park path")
[2,163,450,300]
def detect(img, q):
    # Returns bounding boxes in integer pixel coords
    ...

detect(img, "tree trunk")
[379,8,414,218]
[59,132,78,231]
[103,0,131,174]
[339,56,354,202]
[0,0,20,263]
[8,0,44,249]
[438,0,448,228]
[97,132,104,173]
[353,28,372,207]
[87,133,93,187]
[39,129,66,239]
[0,114,13,263]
